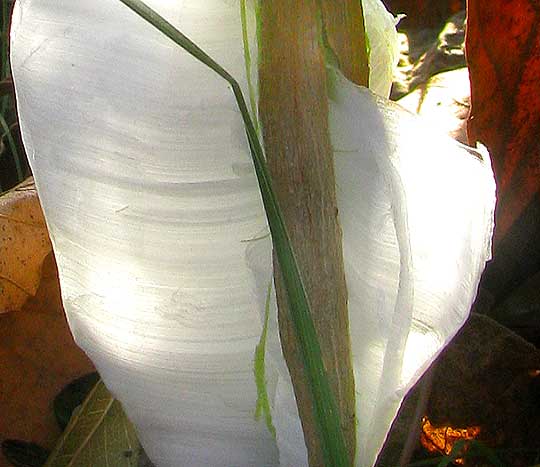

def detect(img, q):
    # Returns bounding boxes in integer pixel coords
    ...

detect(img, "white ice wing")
[12,1,495,467]
[362,0,400,98]
[10,1,278,466]
[247,1,401,464]
[329,69,495,465]
[245,237,308,467]
[245,68,495,467]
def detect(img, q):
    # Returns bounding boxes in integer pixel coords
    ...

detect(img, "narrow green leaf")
[409,443,528,467]
[45,379,140,467]
[436,440,468,467]
[254,280,276,438]
[433,439,505,467]
[0,113,23,181]
[467,440,505,467]
[116,1,348,464]
[239,0,260,136]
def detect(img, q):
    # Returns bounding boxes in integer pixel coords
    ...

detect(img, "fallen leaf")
[54,372,101,432]
[45,380,141,467]
[490,271,540,347]
[0,253,95,467]
[426,314,540,466]
[398,67,470,143]
[0,177,52,313]
[466,0,540,241]
[408,10,466,91]
[384,0,464,28]
[377,314,540,466]
[2,439,50,467]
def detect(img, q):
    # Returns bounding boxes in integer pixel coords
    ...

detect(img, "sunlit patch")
[400,328,440,384]
[420,416,481,464]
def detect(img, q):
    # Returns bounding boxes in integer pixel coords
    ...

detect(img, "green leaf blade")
[254,280,276,438]
[116,1,349,465]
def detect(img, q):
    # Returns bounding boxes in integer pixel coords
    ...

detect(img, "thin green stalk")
[0,114,22,181]
[239,0,260,136]
[254,280,276,438]
[117,1,348,464]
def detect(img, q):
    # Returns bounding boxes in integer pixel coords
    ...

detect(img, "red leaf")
[466,0,540,242]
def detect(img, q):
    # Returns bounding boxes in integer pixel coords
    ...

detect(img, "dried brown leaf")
[0,253,95,467]
[0,177,52,313]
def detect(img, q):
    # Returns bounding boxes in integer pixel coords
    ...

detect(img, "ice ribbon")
[10,0,495,466]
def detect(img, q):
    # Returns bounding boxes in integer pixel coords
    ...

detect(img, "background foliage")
[0,0,28,193]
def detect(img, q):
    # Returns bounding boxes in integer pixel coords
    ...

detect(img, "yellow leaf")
[45,380,141,467]
[0,177,52,313]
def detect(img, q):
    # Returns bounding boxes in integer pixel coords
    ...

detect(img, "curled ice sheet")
[11,0,495,466]
[11,1,277,466]
[246,69,495,466]
[362,0,401,97]
[330,69,495,465]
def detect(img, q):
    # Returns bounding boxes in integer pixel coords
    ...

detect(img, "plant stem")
[258,0,368,464]
[117,0,348,464]
[319,0,369,86]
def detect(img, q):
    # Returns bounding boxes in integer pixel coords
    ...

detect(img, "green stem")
[254,280,276,437]
[117,1,348,464]
[239,0,260,136]
[0,114,22,181]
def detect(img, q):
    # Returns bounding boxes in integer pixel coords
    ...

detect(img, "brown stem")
[319,0,369,86]
[258,1,368,465]
[398,367,435,466]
